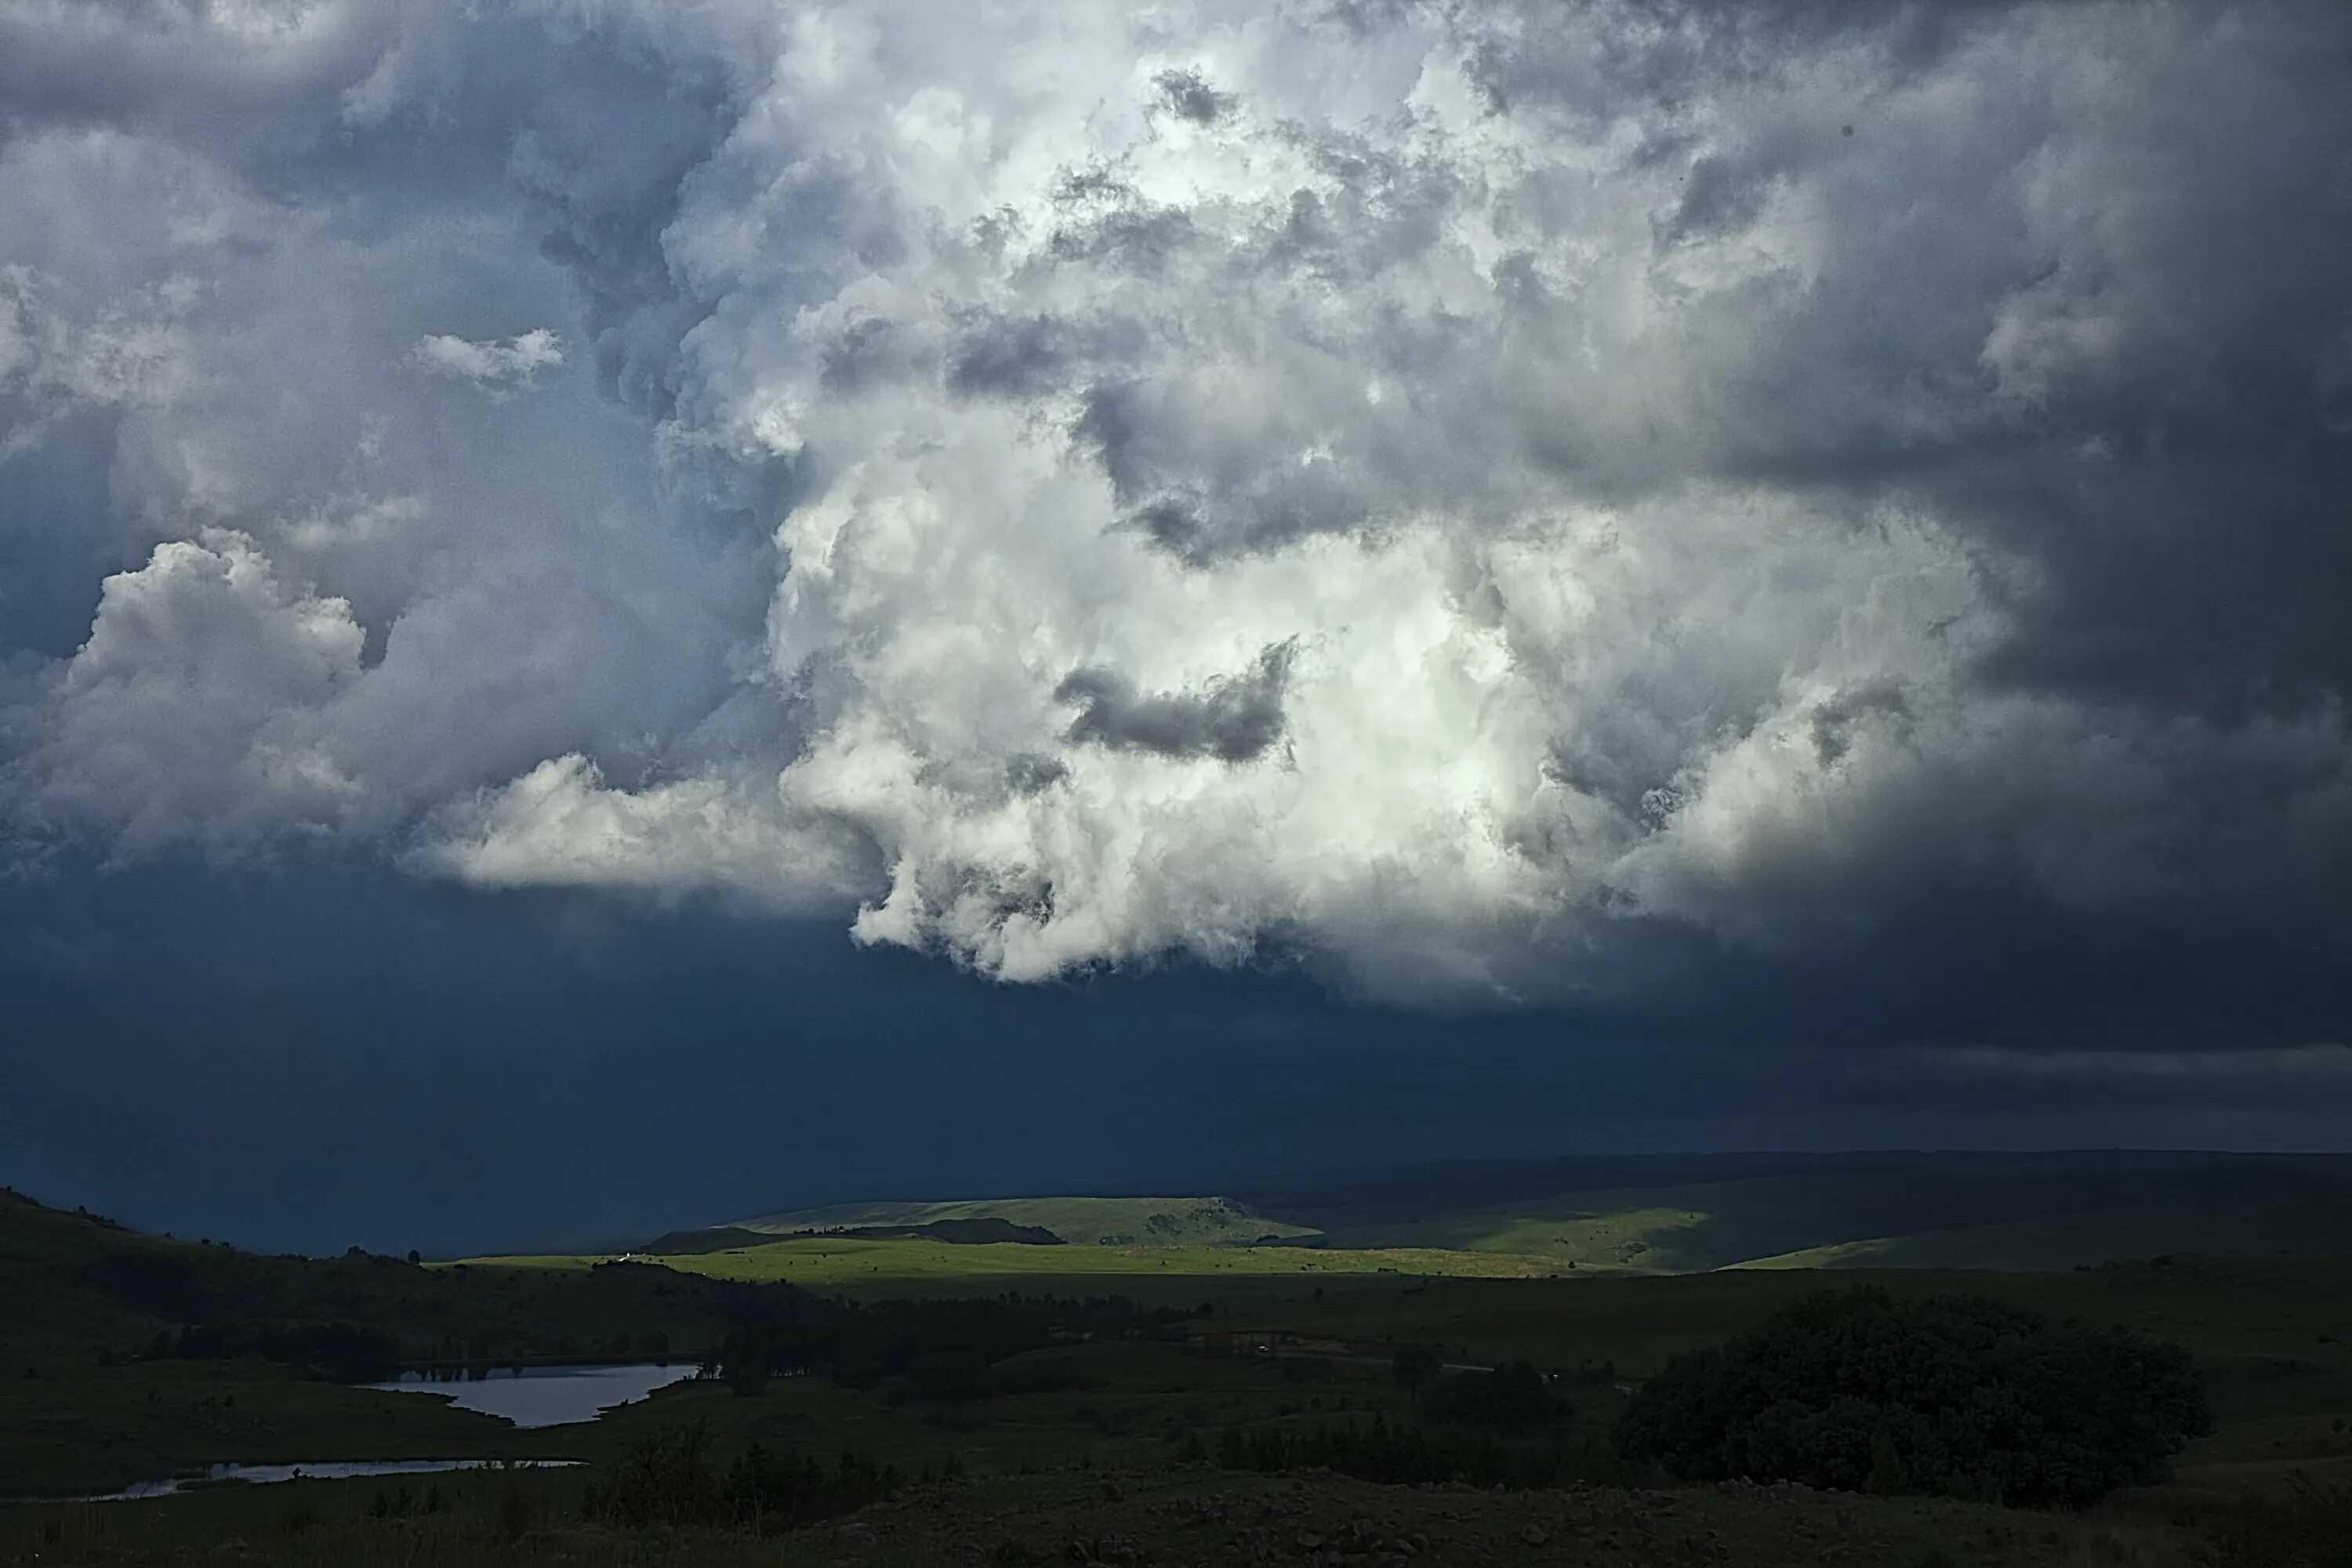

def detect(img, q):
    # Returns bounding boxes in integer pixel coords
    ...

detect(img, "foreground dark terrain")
[6,1165,2351,1566]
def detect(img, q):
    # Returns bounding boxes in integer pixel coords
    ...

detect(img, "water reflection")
[364,1361,699,1428]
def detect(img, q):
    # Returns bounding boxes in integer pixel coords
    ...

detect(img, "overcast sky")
[3,2,2349,1252]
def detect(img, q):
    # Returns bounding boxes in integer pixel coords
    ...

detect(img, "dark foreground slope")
[0,1186,817,1371]
[12,1181,2352,1566]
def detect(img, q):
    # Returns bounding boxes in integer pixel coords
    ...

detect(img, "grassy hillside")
[730,1195,1319,1248]
[466,1235,1559,1305]
[0,1188,200,1359]
[0,1186,813,1369]
[1733,1197,2352,1272]
[653,1154,2352,1282]
[1285,1152,2352,1272]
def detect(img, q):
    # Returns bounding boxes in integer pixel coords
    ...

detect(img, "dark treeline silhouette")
[61,1225,827,1376]
[1411,1361,1566,1432]
[582,1421,936,1531]
[1616,1287,2210,1508]
[158,1321,402,1381]
[702,1294,1199,1398]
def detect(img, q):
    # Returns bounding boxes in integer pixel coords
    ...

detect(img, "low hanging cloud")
[2,0,2349,1036]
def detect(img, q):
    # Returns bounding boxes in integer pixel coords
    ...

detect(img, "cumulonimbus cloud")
[2,0,2348,1029]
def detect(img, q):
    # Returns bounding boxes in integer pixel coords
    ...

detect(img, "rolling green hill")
[729,1195,1320,1249]
[469,1234,1559,1305]
[1261,1152,2352,1273]
[1732,1196,2352,1272]
[704,1155,2352,1279]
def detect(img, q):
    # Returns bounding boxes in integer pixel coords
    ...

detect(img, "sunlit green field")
[460,1235,1573,1304]
[731,1195,1322,1248]
[690,1164,2352,1278]
[1733,1198,2352,1272]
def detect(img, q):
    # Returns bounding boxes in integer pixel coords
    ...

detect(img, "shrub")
[1414,1361,1564,1432]
[1614,1289,2209,1508]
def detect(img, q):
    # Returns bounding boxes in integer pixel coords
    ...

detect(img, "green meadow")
[470,1233,1567,1302]
[731,1194,1323,1248]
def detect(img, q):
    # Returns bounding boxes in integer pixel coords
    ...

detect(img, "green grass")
[461,1235,1564,1305]
[728,1195,1321,1249]
[1732,1199,2352,1272]
[1313,1200,1714,1269]
[1276,1157,2352,1274]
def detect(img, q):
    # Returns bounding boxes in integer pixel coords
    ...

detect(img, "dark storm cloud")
[1152,68,1236,126]
[1468,0,2352,728]
[945,313,1072,400]
[1057,644,1294,764]
[0,0,2347,1044]
[1809,681,1913,767]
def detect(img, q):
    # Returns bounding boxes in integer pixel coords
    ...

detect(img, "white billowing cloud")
[411,328,564,396]
[24,531,364,851]
[426,753,870,909]
[3,1,2350,1016]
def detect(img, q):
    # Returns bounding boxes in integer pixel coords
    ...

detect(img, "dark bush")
[1614,1288,2210,1508]
[168,1319,401,1380]
[1414,1361,1563,1432]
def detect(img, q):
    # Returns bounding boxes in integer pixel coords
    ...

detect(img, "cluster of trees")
[1615,1289,2210,1508]
[1397,1358,1565,1432]
[147,1321,402,1381]
[1193,1290,2205,1512]
[702,1294,1196,1399]
[581,1421,935,1531]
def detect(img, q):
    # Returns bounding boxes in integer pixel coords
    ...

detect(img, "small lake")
[73,1459,579,1503]
[362,1361,699,1428]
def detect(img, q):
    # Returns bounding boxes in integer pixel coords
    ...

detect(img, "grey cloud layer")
[2,0,2347,1034]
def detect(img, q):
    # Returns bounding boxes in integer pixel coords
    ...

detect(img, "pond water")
[362,1361,699,1428]
[74,1459,580,1503]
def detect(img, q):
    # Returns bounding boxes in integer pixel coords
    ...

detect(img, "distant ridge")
[727,1195,1319,1249]
[713,1152,2352,1276]
[646,1218,1062,1253]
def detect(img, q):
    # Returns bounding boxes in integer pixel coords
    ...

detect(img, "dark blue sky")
[4,4,2350,1254]
[6,860,2348,1256]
